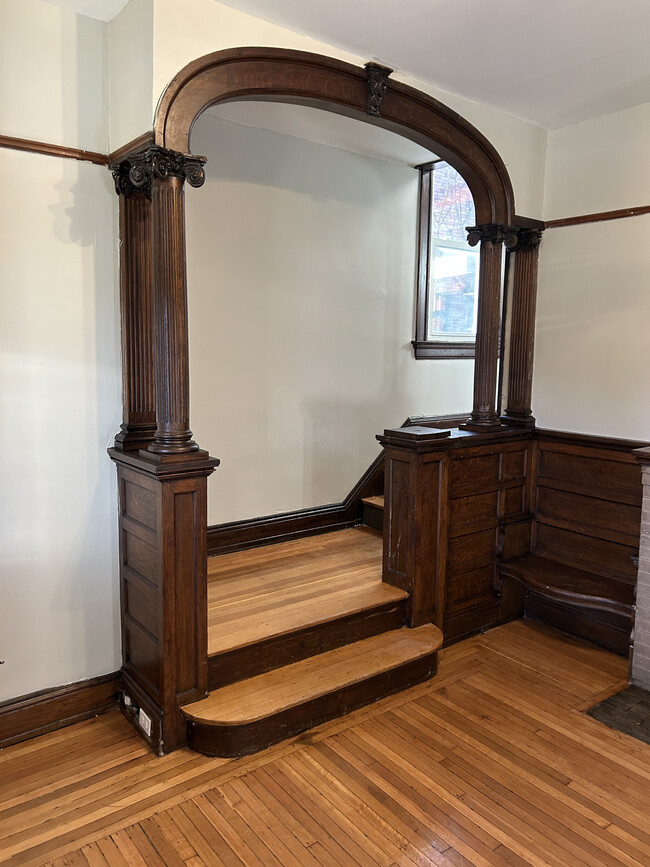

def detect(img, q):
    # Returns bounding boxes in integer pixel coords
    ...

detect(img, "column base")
[500,412,536,429]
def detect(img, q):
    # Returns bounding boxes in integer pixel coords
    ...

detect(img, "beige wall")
[187,113,474,524]
[0,2,120,702]
[534,103,650,439]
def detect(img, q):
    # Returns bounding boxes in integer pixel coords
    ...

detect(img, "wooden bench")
[497,431,642,655]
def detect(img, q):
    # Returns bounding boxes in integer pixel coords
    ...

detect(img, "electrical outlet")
[138,708,152,737]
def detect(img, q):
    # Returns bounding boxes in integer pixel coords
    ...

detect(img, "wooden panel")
[501,445,528,479]
[500,483,526,517]
[123,477,157,530]
[124,621,160,693]
[123,531,158,585]
[538,448,642,504]
[385,455,411,580]
[450,490,498,535]
[124,577,158,639]
[174,490,200,695]
[537,485,641,547]
[451,451,500,493]
[447,528,497,576]
[536,523,637,582]
[446,565,496,611]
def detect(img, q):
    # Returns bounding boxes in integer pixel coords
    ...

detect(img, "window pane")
[427,244,479,339]
[431,163,475,244]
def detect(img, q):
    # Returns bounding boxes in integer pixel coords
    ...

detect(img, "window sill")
[411,340,475,359]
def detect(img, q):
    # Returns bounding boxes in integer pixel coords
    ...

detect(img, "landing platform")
[207,527,404,656]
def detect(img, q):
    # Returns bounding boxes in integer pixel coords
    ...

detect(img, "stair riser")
[208,601,406,690]
[362,503,384,532]
[189,651,439,758]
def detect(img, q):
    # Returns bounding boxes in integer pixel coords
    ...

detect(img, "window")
[413,161,479,359]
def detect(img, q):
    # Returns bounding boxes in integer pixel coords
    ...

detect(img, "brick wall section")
[631,454,650,688]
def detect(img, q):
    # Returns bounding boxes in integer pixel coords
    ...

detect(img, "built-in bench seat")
[500,554,635,619]
[496,430,643,655]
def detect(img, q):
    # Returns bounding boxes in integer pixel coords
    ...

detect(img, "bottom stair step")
[183,624,443,758]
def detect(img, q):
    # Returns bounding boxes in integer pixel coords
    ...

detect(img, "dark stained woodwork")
[501,228,543,427]
[461,225,517,431]
[110,448,218,754]
[545,204,650,228]
[154,48,514,226]
[108,131,155,165]
[0,673,120,749]
[377,425,533,640]
[208,600,406,690]
[112,185,156,450]
[150,172,197,455]
[498,429,645,655]
[0,133,107,165]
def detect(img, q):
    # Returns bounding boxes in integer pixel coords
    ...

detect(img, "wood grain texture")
[0,133,107,165]
[545,205,650,228]
[0,673,120,750]
[207,528,404,656]
[3,620,646,866]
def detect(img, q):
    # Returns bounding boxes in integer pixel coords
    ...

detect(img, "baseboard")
[0,671,121,749]
[207,412,469,557]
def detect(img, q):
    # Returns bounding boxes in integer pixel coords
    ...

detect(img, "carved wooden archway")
[109,48,541,754]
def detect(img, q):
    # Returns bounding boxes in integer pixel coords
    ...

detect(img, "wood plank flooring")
[207,528,405,655]
[1,619,646,865]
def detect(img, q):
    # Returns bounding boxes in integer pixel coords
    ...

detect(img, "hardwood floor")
[206,528,403,655]
[2,620,647,866]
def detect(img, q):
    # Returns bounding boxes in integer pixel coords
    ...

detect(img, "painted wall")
[187,114,473,524]
[0,5,121,702]
[534,104,650,439]
[0,0,107,152]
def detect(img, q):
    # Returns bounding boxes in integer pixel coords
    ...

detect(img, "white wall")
[187,114,473,524]
[0,0,108,152]
[0,4,121,702]
[108,0,154,150]
[533,103,650,439]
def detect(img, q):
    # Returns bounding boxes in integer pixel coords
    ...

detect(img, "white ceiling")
[41,0,650,129]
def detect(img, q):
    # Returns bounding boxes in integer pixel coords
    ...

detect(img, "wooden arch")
[110,47,541,755]
[154,47,515,226]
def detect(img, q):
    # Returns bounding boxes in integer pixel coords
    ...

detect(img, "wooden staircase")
[182,528,442,756]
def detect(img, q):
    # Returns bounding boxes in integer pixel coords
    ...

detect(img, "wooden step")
[207,528,406,688]
[362,495,385,531]
[184,624,443,757]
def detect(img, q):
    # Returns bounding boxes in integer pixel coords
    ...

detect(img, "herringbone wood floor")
[2,620,647,866]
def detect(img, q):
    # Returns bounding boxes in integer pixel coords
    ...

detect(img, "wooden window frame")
[412,161,476,359]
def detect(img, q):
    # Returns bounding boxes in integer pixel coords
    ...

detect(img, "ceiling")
[42,0,650,129]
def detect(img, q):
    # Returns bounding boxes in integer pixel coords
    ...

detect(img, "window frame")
[412,160,477,359]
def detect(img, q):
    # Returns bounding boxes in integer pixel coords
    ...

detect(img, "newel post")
[461,224,518,432]
[109,146,218,754]
[501,228,544,427]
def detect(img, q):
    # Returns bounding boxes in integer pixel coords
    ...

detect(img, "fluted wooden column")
[501,228,543,427]
[111,166,156,450]
[461,224,517,432]
[127,147,206,456]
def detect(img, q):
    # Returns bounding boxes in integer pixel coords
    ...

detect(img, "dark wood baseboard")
[0,672,121,749]
[525,596,631,656]
[207,413,469,557]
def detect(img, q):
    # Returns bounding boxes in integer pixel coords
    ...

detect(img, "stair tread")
[209,577,407,655]
[186,625,442,725]
[362,496,385,508]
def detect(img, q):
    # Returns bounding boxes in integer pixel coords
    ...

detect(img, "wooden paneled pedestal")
[378,426,534,642]
[109,449,218,754]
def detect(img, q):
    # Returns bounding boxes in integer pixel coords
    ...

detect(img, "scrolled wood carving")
[365,62,393,117]
[112,147,207,197]
[466,223,519,250]
[513,227,543,251]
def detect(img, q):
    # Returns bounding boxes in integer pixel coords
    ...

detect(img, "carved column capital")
[466,223,519,250]
[513,227,543,251]
[111,147,207,198]
[365,62,393,117]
